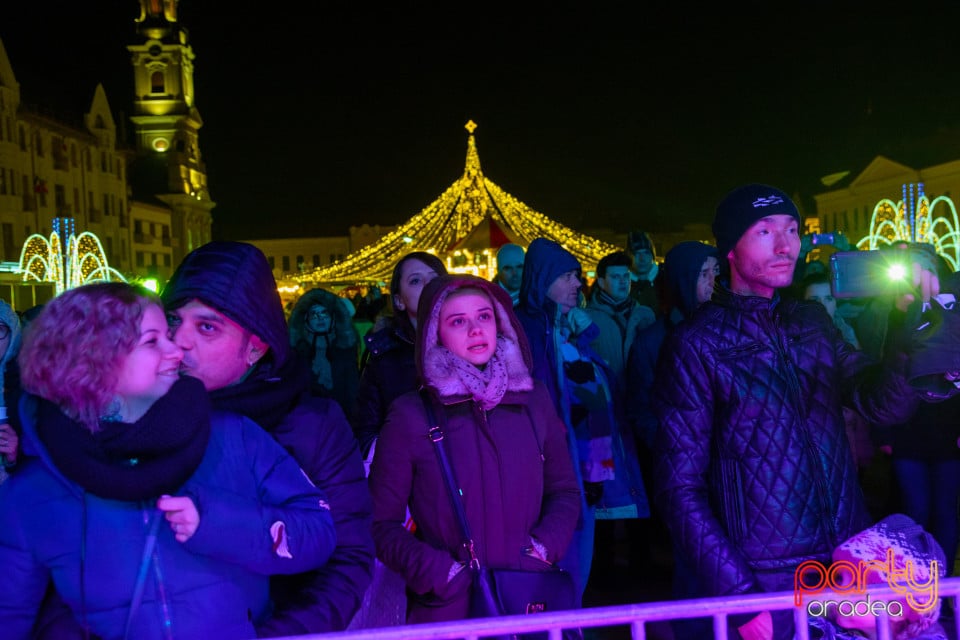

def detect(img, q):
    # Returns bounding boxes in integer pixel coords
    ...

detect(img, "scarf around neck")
[208,353,311,431]
[36,376,212,501]
[596,288,633,315]
[440,339,510,410]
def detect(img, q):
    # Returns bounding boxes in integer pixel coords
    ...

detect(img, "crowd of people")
[0,183,958,640]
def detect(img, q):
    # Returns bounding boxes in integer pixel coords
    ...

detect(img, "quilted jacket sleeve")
[185,416,337,576]
[652,330,760,597]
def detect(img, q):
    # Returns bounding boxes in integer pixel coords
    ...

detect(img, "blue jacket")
[0,397,337,640]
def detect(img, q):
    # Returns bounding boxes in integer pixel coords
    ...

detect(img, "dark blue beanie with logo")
[713,184,801,260]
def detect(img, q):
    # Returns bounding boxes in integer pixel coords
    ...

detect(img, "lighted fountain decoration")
[19,217,126,295]
[858,182,960,271]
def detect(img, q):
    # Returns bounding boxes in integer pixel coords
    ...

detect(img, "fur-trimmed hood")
[416,275,533,398]
[289,288,359,350]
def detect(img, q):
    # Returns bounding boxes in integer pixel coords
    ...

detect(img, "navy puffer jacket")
[652,285,921,599]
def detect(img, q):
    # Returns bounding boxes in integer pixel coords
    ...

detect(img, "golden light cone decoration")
[295,121,619,285]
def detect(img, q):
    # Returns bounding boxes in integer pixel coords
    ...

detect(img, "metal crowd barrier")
[272,576,960,640]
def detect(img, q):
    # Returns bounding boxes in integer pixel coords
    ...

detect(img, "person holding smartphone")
[652,184,948,640]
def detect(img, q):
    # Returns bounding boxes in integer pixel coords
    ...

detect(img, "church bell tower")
[128,0,213,260]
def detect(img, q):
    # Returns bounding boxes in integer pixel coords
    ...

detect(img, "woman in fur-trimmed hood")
[289,288,360,422]
[369,275,581,624]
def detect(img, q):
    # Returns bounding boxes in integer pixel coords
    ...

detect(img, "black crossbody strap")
[420,389,481,570]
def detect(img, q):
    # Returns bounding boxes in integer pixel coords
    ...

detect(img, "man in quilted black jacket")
[652,184,944,640]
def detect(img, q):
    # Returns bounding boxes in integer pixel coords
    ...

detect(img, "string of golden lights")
[294,122,619,286]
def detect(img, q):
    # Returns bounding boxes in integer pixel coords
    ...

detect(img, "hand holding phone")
[830,248,939,302]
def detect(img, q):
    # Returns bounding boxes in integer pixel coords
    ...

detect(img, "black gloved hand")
[905,293,960,397]
[583,481,604,506]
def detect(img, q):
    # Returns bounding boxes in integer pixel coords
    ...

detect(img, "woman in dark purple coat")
[369,274,581,624]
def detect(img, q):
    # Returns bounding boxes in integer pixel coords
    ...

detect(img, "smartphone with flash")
[829,251,911,299]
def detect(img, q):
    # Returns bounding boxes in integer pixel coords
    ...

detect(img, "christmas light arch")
[19,218,127,295]
[857,183,960,271]
[295,121,619,286]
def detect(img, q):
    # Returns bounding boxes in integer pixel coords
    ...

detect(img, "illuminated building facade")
[814,155,960,258]
[0,1,211,303]
[0,46,132,272]
[127,0,213,264]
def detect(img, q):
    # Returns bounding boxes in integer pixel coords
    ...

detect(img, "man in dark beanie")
[162,241,374,636]
[652,184,949,640]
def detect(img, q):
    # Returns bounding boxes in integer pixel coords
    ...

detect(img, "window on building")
[52,136,67,170]
[136,251,144,267]
[134,220,143,234]
[55,184,66,211]
[163,254,171,267]
[312,254,320,267]
[0,167,6,195]
[103,194,110,216]
[35,133,43,156]
[151,71,165,94]
[18,126,25,151]
[296,255,304,271]
[88,191,94,212]
[268,256,275,269]
[101,152,107,172]
[329,253,336,264]
[2,223,12,261]
[282,256,290,272]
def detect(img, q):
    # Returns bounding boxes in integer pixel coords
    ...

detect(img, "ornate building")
[127,0,213,264]
[0,0,211,307]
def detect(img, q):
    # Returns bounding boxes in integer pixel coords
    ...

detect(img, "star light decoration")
[858,182,960,271]
[19,218,126,295]
[295,121,619,285]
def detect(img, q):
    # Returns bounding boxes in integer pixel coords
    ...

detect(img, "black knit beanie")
[713,184,801,260]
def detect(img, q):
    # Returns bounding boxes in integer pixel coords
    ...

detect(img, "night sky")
[4,2,960,241]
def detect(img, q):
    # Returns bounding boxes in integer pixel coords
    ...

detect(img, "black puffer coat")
[652,285,920,600]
